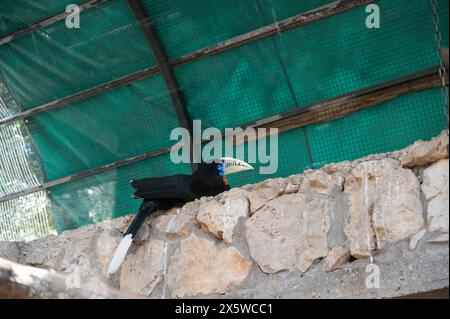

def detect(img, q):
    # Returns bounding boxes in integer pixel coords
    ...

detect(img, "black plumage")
[125,162,230,239]
[108,158,252,275]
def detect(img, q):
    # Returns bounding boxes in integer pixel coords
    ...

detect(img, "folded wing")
[131,174,194,201]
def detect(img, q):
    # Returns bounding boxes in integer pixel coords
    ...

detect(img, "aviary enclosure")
[0,0,448,242]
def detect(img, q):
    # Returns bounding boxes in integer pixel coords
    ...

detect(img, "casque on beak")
[218,157,254,175]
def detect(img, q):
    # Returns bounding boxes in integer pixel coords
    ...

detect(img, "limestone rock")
[0,241,20,262]
[119,240,165,296]
[321,161,354,175]
[284,174,303,194]
[17,225,102,286]
[153,202,198,238]
[20,219,129,281]
[422,159,449,233]
[323,246,351,272]
[283,182,299,194]
[409,229,427,250]
[396,131,448,167]
[247,178,286,214]
[246,194,329,273]
[56,225,101,277]
[344,159,424,258]
[197,189,249,244]
[299,170,344,194]
[101,214,152,244]
[245,171,341,273]
[20,235,63,269]
[167,234,251,297]
[95,225,123,276]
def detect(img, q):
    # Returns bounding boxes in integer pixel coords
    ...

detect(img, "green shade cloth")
[0,0,447,233]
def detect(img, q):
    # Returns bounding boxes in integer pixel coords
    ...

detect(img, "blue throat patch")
[217,163,225,177]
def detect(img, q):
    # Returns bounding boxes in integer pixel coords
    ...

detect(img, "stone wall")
[1,131,449,298]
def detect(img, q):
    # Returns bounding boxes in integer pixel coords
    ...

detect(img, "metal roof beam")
[0,0,372,126]
[125,0,196,171]
[0,67,444,203]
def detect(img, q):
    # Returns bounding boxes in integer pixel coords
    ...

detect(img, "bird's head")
[196,157,254,179]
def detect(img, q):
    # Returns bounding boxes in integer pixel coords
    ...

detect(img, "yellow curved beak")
[219,157,254,175]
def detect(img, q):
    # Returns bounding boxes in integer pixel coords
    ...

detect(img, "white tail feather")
[107,234,133,275]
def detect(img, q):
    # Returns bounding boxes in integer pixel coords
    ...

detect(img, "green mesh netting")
[28,74,180,180]
[0,0,448,236]
[176,0,447,130]
[0,0,86,37]
[50,153,191,233]
[0,0,156,109]
[141,0,333,59]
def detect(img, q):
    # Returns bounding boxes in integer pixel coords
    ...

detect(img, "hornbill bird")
[107,157,253,275]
